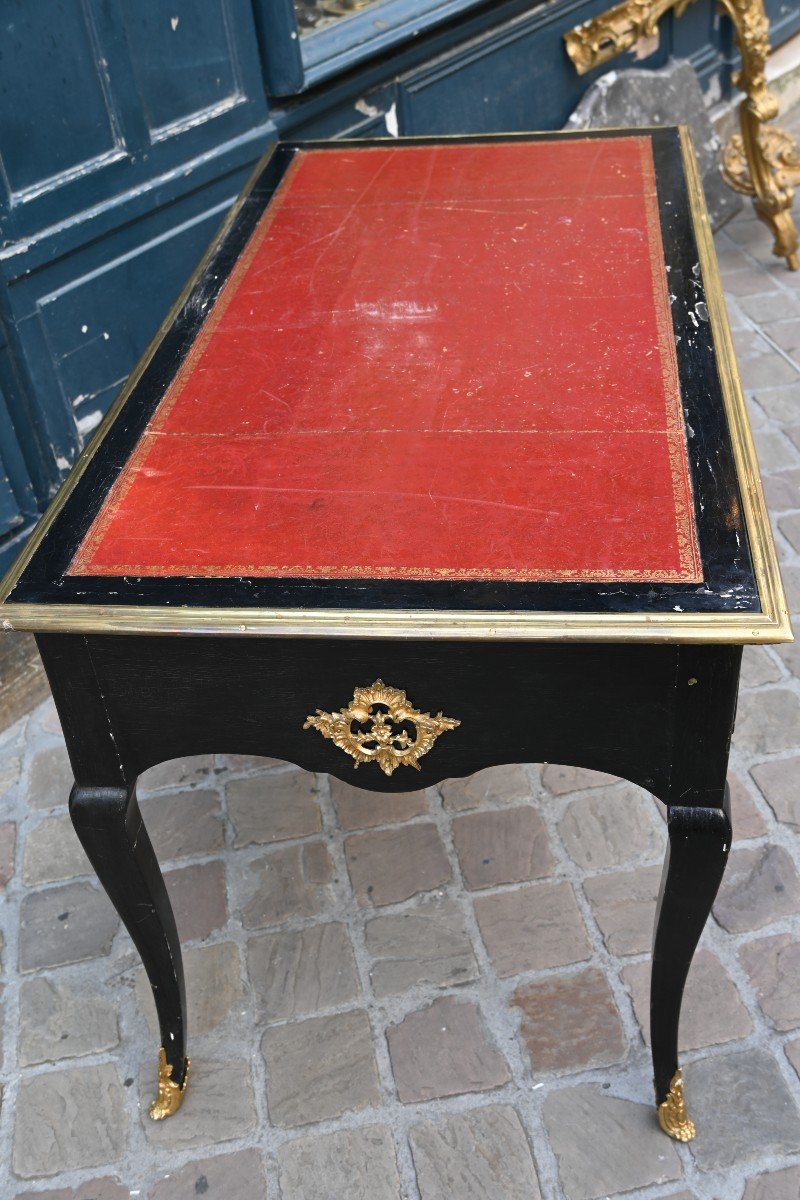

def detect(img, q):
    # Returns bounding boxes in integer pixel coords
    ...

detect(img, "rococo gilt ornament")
[657,1068,697,1141]
[303,679,460,775]
[149,1048,189,1120]
[564,0,800,269]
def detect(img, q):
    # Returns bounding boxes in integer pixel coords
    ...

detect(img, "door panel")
[120,0,245,138]
[0,1,124,198]
[0,0,269,244]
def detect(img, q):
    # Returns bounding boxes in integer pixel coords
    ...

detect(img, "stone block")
[763,318,800,356]
[777,638,800,680]
[440,764,532,812]
[164,860,227,942]
[247,922,360,1021]
[137,941,243,1035]
[242,842,333,929]
[14,1180,129,1200]
[786,1037,800,1078]
[227,769,321,847]
[139,755,215,792]
[714,844,800,933]
[474,881,591,977]
[513,967,626,1072]
[540,764,618,795]
[751,756,800,830]
[13,1064,126,1178]
[19,976,119,1066]
[543,1083,683,1200]
[330,777,428,828]
[23,813,90,884]
[740,932,800,1031]
[144,1058,256,1150]
[0,819,16,887]
[25,743,73,810]
[261,1010,380,1127]
[779,511,800,554]
[781,565,800,614]
[365,898,478,997]
[762,469,800,512]
[688,1048,800,1169]
[278,1126,400,1200]
[754,430,798,473]
[757,385,800,427]
[139,789,224,859]
[583,863,662,956]
[345,823,450,906]
[387,996,510,1103]
[728,772,768,840]
[409,1105,542,1200]
[564,59,739,228]
[19,881,119,971]
[741,353,800,391]
[622,949,751,1048]
[744,1167,800,1200]
[558,782,663,870]
[451,806,553,889]
[0,753,21,801]
[149,1148,268,1199]
[741,645,784,687]
[741,292,800,323]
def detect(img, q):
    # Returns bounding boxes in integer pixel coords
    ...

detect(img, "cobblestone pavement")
[3,155,800,1200]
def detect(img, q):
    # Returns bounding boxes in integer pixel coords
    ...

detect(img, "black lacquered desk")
[0,126,789,1139]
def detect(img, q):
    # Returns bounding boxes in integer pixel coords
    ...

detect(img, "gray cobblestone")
[409,1106,542,1200]
[278,1126,400,1200]
[13,1064,126,1178]
[262,1010,380,1127]
[18,881,119,971]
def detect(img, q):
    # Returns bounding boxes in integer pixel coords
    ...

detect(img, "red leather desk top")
[70,137,701,584]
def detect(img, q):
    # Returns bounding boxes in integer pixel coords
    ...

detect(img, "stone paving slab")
[1,145,800,1200]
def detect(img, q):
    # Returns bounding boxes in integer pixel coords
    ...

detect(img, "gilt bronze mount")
[149,1048,190,1120]
[657,1068,697,1141]
[304,679,460,775]
[565,0,800,269]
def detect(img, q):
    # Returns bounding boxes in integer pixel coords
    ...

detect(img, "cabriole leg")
[69,783,189,1119]
[650,787,732,1140]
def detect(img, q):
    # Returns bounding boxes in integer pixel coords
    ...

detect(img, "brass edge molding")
[0,603,790,641]
[0,143,279,610]
[564,0,800,270]
[657,1068,696,1140]
[303,679,460,774]
[678,125,790,641]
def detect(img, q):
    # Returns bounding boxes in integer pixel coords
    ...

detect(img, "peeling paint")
[384,102,399,138]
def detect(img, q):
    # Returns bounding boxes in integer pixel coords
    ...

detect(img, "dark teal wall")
[0,0,796,571]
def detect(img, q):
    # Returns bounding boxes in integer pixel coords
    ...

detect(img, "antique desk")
[0,128,789,1139]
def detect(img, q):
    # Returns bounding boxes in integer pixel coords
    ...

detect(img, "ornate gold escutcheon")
[303,679,460,775]
[149,1047,190,1120]
[657,1068,696,1141]
[564,0,800,269]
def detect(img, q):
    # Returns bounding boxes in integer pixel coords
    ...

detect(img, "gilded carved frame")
[564,0,800,270]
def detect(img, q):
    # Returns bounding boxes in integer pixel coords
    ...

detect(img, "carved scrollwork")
[564,0,697,75]
[149,1048,189,1120]
[564,0,800,269]
[657,1068,696,1141]
[303,679,460,775]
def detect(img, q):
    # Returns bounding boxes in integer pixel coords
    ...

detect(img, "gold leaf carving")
[564,0,800,269]
[304,679,459,775]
